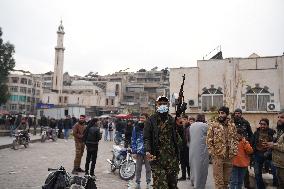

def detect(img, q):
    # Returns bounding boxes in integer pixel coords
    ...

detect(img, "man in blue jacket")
[132,113,151,189]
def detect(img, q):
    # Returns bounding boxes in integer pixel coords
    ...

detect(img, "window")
[115,84,119,96]
[19,104,25,110]
[64,96,68,103]
[59,96,62,103]
[36,82,41,87]
[19,96,27,102]
[11,77,19,83]
[20,78,27,84]
[20,87,27,93]
[9,86,18,92]
[27,88,32,94]
[246,87,271,111]
[28,79,32,85]
[9,95,18,102]
[201,88,223,111]
[10,104,17,110]
[36,90,41,96]
[106,99,109,105]
[111,99,114,105]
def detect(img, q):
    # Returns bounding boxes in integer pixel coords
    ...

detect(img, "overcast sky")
[0,0,283,76]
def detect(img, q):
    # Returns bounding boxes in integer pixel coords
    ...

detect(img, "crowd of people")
[1,96,284,189]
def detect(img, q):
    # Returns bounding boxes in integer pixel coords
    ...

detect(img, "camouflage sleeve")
[272,136,284,152]
[206,124,214,156]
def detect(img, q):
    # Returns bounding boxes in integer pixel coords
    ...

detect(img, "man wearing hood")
[143,96,182,189]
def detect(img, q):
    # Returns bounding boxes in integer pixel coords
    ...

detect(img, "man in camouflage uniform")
[206,106,238,189]
[144,96,182,189]
[266,110,284,188]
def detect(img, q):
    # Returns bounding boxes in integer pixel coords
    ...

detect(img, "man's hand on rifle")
[176,117,187,126]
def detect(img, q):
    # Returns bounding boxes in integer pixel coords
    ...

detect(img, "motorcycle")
[114,132,125,145]
[41,126,58,142]
[42,166,71,189]
[42,166,96,189]
[12,130,30,150]
[106,145,136,181]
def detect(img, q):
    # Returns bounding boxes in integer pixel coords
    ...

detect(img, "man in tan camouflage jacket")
[266,110,284,188]
[206,106,238,189]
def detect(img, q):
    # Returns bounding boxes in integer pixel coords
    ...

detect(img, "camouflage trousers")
[151,165,178,189]
[74,141,85,169]
[212,158,232,189]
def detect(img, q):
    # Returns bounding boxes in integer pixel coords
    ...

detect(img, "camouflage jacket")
[272,132,284,168]
[206,119,238,159]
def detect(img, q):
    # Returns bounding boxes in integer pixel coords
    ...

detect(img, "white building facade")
[170,54,284,128]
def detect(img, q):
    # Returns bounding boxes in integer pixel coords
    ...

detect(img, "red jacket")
[232,138,253,167]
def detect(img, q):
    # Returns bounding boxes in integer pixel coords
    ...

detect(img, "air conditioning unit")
[188,99,198,107]
[267,102,280,112]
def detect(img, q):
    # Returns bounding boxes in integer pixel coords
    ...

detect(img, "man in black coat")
[83,118,102,177]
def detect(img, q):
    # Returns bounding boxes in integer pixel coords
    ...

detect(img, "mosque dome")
[71,80,94,86]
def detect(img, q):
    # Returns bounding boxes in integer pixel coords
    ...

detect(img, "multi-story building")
[2,70,43,114]
[170,53,284,128]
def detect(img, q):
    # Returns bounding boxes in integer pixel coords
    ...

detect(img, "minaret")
[52,20,65,93]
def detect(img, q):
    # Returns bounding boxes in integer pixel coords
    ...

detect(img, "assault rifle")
[175,74,187,118]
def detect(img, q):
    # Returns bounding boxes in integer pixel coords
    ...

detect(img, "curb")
[0,138,41,150]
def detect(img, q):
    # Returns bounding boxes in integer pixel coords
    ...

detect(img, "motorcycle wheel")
[110,155,116,172]
[41,135,46,143]
[23,138,29,148]
[12,139,19,150]
[52,134,58,142]
[114,137,120,145]
[119,160,136,181]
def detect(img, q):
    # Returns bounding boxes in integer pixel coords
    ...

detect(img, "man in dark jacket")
[144,96,182,189]
[177,115,191,181]
[252,118,277,189]
[124,120,134,148]
[84,118,102,177]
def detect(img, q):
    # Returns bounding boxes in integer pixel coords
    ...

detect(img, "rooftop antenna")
[203,45,221,60]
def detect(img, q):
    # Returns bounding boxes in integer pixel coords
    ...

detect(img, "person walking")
[108,119,114,141]
[188,114,209,189]
[63,115,72,140]
[103,118,109,141]
[83,118,102,177]
[230,129,253,189]
[131,113,151,189]
[72,115,86,174]
[206,106,238,189]
[144,96,182,189]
